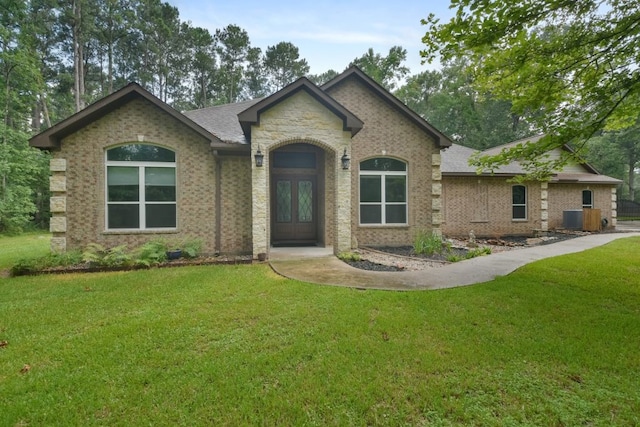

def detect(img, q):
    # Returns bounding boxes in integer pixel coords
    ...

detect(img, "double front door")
[271,175,317,244]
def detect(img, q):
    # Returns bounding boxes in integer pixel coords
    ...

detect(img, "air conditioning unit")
[563,209,583,230]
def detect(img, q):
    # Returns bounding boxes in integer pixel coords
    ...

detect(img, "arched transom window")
[359,158,407,225]
[106,144,176,230]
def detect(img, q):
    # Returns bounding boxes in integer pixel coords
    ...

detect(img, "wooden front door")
[272,175,317,244]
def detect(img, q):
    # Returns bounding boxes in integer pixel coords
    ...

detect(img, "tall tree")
[351,46,409,90]
[307,69,339,86]
[215,24,251,103]
[422,0,640,179]
[263,41,309,92]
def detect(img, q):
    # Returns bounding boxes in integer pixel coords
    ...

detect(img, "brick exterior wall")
[441,177,617,237]
[326,78,442,247]
[547,184,616,229]
[53,97,222,253]
[441,176,542,238]
[219,156,253,253]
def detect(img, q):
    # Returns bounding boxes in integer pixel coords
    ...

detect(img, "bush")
[10,251,83,276]
[414,230,449,255]
[338,252,361,262]
[135,240,168,266]
[180,238,202,258]
[82,243,133,268]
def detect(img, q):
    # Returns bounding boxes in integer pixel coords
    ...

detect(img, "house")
[29,66,620,258]
[441,136,621,237]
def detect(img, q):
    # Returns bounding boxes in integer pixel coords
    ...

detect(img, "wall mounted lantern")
[341,148,350,170]
[254,146,264,167]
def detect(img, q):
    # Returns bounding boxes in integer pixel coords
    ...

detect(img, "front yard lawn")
[1,235,639,425]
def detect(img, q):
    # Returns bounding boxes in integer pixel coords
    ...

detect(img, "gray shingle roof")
[183,98,262,144]
[441,143,525,175]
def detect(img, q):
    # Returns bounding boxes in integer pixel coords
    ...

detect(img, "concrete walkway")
[269,232,640,291]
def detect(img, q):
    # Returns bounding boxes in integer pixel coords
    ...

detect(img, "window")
[106,144,176,230]
[359,158,407,225]
[582,189,593,208]
[512,185,527,220]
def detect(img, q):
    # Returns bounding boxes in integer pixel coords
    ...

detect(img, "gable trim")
[29,83,222,149]
[237,77,364,143]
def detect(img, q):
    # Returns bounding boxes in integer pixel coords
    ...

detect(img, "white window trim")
[105,157,177,231]
[512,184,527,221]
[359,168,408,226]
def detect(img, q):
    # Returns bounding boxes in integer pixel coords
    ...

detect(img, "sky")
[167,0,456,76]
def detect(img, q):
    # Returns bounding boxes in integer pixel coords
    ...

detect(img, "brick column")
[49,158,67,252]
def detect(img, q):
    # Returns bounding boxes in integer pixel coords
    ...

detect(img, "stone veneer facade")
[249,89,352,257]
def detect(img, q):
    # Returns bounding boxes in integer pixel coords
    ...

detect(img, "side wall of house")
[441,177,542,237]
[327,78,442,247]
[547,184,616,229]
[219,155,253,253]
[51,98,224,254]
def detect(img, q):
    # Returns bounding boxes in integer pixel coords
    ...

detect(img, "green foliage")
[351,46,409,90]
[447,246,492,263]
[264,41,310,92]
[337,251,361,262]
[82,243,133,268]
[10,250,82,276]
[180,238,202,259]
[135,240,168,266]
[421,0,640,178]
[413,229,449,255]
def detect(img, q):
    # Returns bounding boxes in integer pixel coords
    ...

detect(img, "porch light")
[254,146,264,167]
[341,148,350,170]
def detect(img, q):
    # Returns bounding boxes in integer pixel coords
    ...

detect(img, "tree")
[263,42,309,92]
[396,60,533,149]
[421,0,640,179]
[215,24,251,103]
[351,46,409,90]
[307,69,339,86]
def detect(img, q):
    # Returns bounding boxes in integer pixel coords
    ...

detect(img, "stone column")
[540,182,549,232]
[251,146,269,259]
[334,146,352,254]
[611,187,618,227]
[431,153,443,237]
[49,158,67,252]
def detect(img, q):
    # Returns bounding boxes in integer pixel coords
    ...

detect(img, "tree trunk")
[73,0,85,112]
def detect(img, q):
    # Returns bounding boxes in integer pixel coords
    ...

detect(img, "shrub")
[82,243,133,268]
[10,251,83,276]
[135,240,168,266]
[414,230,448,255]
[338,252,361,262]
[180,238,202,258]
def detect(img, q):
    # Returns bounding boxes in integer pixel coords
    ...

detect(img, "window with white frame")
[106,144,176,230]
[512,185,527,220]
[359,158,407,225]
[582,189,593,208]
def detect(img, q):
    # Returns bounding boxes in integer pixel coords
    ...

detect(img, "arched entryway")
[270,143,327,246]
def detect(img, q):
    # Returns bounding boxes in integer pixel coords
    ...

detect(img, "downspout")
[214,152,222,255]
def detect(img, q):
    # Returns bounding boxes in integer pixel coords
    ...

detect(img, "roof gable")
[237,77,363,143]
[29,83,221,149]
[322,65,452,149]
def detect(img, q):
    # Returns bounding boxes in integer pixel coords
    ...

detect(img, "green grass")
[1,235,639,425]
[0,232,50,270]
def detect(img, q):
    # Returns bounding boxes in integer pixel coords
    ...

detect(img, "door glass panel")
[276,180,292,222]
[298,180,313,222]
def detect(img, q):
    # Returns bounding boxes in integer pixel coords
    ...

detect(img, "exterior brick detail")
[50,158,67,172]
[53,97,220,253]
[50,196,66,213]
[326,77,441,247]
[50,237,67,253]
[49,175,66,192]
[547,184,614,230]
[50,216,67,232]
